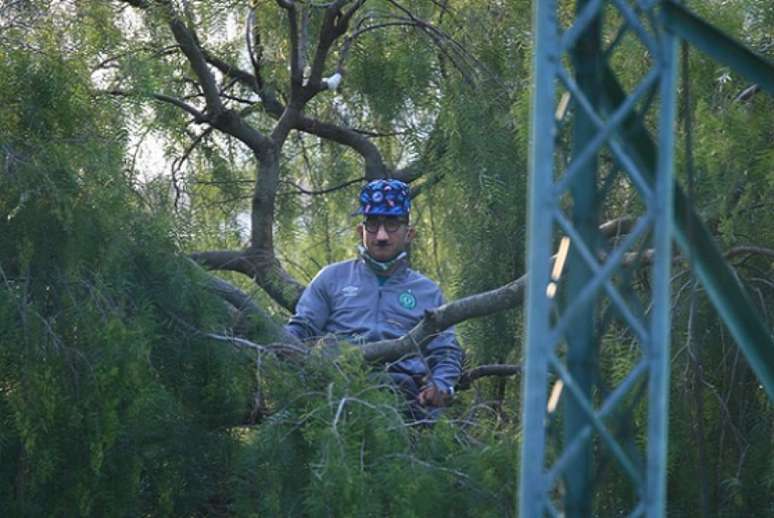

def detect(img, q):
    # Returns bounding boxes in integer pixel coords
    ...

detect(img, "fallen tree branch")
[357,241,773,364]
[361,275,527,363]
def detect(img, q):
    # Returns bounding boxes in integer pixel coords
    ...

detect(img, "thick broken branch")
[355,238,771,364]
[361,275,527,363]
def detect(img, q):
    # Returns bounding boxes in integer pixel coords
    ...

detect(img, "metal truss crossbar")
[549,354,643,487]
[545,359,648,487]
[560,0,606,52]
[552,210,652,345]
[611,0,659,57]
[554,67,659,197]
[556,67,655,199]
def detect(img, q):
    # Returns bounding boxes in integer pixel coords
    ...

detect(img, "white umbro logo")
[341,286,359,297]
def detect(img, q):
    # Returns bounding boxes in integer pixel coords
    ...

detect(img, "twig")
[279,176,364,196]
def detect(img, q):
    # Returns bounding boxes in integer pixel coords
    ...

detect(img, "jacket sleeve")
[285,269,331,341]
[424,287,464,392]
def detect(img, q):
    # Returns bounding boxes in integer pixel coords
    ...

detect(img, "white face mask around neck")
[357,245,407,274]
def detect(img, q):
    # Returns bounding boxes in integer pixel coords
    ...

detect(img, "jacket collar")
[357,245,409,279]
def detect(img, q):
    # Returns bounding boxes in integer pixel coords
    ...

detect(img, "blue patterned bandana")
[356,179,411,217]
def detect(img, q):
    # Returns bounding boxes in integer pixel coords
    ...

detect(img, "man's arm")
[420,330,464,399]
[285,269,331,341]
[419,289,464,404]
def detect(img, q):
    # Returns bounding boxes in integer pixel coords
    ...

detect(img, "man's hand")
[417,384,451,407]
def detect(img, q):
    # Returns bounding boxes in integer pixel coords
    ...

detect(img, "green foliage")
[348,27,436,127]
[0,40,253,517]
[232,350,518,517]
[1,0,772,516]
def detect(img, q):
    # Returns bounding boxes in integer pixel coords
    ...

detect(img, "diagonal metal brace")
[661,0,774,94]
[600,65,774,399]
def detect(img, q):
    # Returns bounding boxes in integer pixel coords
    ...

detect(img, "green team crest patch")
[398,291,416,310]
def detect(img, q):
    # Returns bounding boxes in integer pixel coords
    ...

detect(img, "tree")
[1,0,772,515]
[102,0,502,312]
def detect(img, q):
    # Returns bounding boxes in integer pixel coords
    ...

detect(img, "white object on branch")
[323,72,342,91]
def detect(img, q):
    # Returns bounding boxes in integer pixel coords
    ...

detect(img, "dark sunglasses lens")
[364,219,406,233]
[364,221,379,232]
[383,220,400,232]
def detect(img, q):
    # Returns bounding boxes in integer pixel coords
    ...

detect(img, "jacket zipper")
[376,288,383,340]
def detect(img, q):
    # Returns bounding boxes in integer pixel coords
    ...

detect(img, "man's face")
[357,215,415,262]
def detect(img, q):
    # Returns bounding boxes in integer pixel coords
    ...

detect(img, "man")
[285,179,464,418]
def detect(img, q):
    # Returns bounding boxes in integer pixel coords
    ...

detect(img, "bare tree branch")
[163,3,224,115]
[281,0,304,97]
[246,8,263,85]
[201,48,285,117]
[191,250,255,276]
[191,247,305,312]
[280,176,364,196]
[171,127,213,178]
[106,89,206,121]
[295,114,388,178]
[93,44,178,72]
[304,0,360,98]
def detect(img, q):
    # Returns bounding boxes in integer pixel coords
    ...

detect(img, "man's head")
[355,179,415,263]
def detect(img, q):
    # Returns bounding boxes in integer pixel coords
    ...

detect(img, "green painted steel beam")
[661,1,774,95]
[600,65,774,400]
[563,4,602,515]
[519,0,558,515]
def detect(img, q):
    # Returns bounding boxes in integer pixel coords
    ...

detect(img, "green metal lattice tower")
[518,1,774,516]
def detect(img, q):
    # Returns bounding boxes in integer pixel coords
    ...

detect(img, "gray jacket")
[285,258,463,392]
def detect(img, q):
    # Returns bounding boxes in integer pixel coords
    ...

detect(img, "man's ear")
[356,222,364,241]
[406,225,416,242]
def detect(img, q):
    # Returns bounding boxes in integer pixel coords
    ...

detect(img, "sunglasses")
[363,218,409,234]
